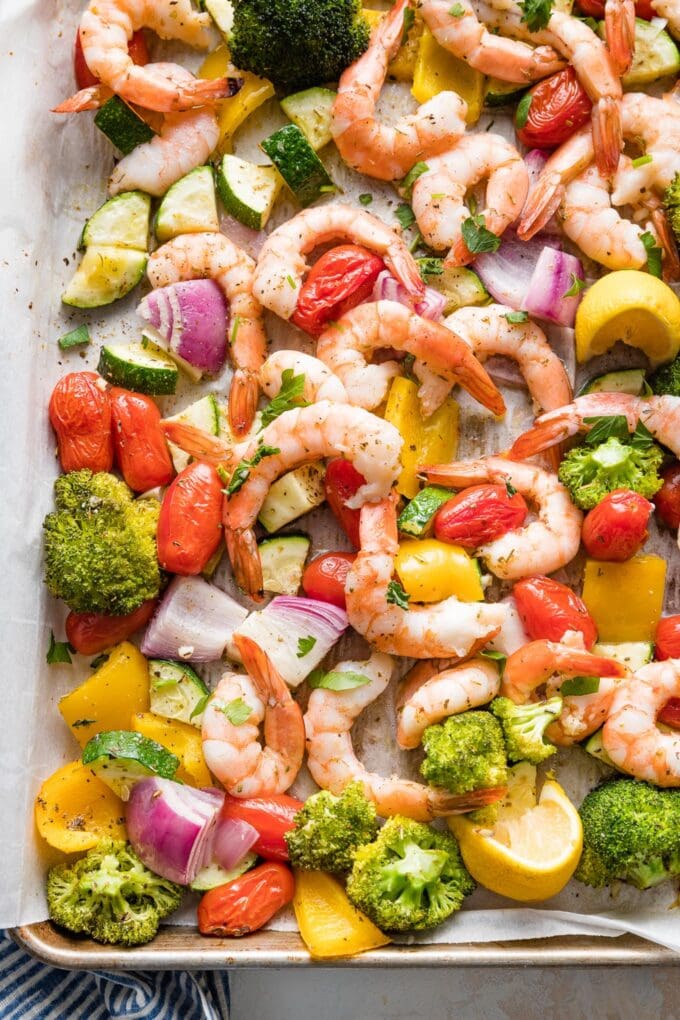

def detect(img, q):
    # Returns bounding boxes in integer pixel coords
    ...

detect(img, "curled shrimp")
[443,305,572,413]
[331,0,467,180]
[417,0,564,82]
[252,204,424,322]
[315,300,505,417]
[147,233,267,438]
[421,457,582,579]
[602,660,680,786]
[411,134,529,266]
[345,493,507,658]
[509,393,680,461]
[396,658,501,749]
[260,350,348,404]
[202,634,305,797]
[304,652,506,820]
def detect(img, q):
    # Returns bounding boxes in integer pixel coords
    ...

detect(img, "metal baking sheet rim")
[12,923,679,969]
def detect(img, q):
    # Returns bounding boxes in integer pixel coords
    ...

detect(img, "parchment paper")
[3,0,680,954]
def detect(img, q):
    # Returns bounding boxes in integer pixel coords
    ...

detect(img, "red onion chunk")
[213,817,260,871]
[137,280,228,374]
[373,271,446,321]
[474,232,561,309]
[127,778,224,885]
[141,576,249,662]
[523,247,585,327]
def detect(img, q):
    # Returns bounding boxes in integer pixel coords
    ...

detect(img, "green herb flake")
[72,718,96,728]
[386,579,410,610]
[89,653,109,670]
[515,92,533,129]
[480,649,507,675]
[562,272,586,298]
[286,274,297,289]
[402,161,429,200]
[449,2,466,14]
[417,257,444,279]
[47,631,73,665]
[402,5,416,40]
[504,310,528,324]
[218,697,252,725]
[461,214,501,255]
[519,0,554,32]
[395,203,416,230]
[190,693,210,721]
[307,669,371,691]
[641,231,663,278]
[583,415,630,445]
[58,324,91,351]
[260,369,309,429]
[359,193,373,206]
[631,420,655,449]
[226,443,281,496]
[230,315,242,345]
[560,675,600,697]
[632,154,653,169]
[505,480,517,496]
[297,635,317,658]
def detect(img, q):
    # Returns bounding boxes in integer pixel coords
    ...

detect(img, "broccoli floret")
[649,353,680,397]
[284,782,378,873]
[47,840,183,946]
[575,779,680,890]
[490,696,563,764]
[557,437,664,510]
[230,0,370,94]
[664,173,680,247]
[346,816,475,932]
[420,712,508,795]
[43,470,161,615]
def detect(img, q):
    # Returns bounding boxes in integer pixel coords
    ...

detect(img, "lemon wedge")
[575,271,680,366]
[448,763,583,902]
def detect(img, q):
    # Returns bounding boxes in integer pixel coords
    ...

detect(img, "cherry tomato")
[65,599,158,655]
[109,387,174,493]
[221,794,303,861]
[581,489,652,562]
[74,28,149,90]
[302,552,357,609]
[658,697,680,728]
[157,462,223,575]
[655,615,680,660]
[197,862,295,936]
[514,575,598,648]
[49,372,114,474]
[517,68,592,150]
[291,245,385,337]
[324,459,366,548]
[654,463,680,530]
[433,485,529,549]
[577,0,654,16]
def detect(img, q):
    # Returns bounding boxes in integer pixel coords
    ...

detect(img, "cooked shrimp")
[602,660,680,786]
[421,457,582,579]
[331,0,467,180]
[396,658,501,749]
[601,0,636,76]
[202,635,305,797]
[315,300,505,417]
[443,305,572,413]
[252,204,424,321]
[345,493,507,658]
[260,351,348,404]
[304,652,506,820]
[147,232,266,438]
[509,393,680,461]
[411,135,529,266]
[417,0,564,82]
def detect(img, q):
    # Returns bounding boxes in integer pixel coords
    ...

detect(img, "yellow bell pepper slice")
[362,8,423,81]
[384,376,459,499]
[59,642,149,749]
[582,555,666,642]
[412,26,485,125]
[199,46,275,155]
[293,870,390,959]
[131,713,212,788]
[396,539,483,602]
[35,761,126,853]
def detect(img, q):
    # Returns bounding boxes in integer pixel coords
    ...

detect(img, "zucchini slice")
[98,338,179,394]
[417,262,489,314]
[164,394,221,472]
[190,854,257,892]
[149,660,211,728]
[258,463,326,533]
[397,486,453,537]
[204,0,234,37]
[622,18,680,86]
[94,95,155,155]
[155,166,219,243]
[484,79,526,108]
[259,534,311,595]
[82,730,179,800]
[81,192,151,250]
[592,641,654,671]
[280,87,337,150]
[260,124,336,208]
[583,729,620,770]
[216,155,281,231]
[580,368,649,396]
[62,246,147,308]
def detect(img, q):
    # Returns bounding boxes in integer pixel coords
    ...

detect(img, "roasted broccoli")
[575,779,680,889]
[420,712,508,795]
[557,436,664,510]
[43,470,161,615]
[47,840,183,946]
[491,696,563,764]
[284,782,378,873]
[649,352,680,397]
[346,816,475,931]
[664,172,680,246]
[230,0,370,93]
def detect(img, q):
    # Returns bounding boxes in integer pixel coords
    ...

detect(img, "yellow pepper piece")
[59,642,149,749]
[396,539,483,602]
[131,713,212,788]
[384,376,459,499]
[35,761,126,853]
[199,46,275,155]
[293,870,390,959]
[412,26,485,124]
[362,8,423,81]
[582,555,666,642]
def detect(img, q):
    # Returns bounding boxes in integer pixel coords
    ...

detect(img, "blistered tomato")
[291,245,385,337]
[513,575,598,648]
[302,552,357,609]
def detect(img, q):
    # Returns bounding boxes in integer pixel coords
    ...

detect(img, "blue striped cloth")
[0,931,230,1019]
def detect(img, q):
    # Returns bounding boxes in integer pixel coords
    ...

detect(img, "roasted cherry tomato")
[433,484,529,548]
[157,461,223,575]
[655,615,680,661]
[291,245,385,337]
[324,459,366,548]
[514,575,598,648]
[577,0,654,16]
[74,27,149,90]
[65,599,158,655]
[197,861,295,936]
[221,794,303,861]
[49,371,114,474]
[658,697,680,728]
[109,387,174,493]
[517,68,592,149]
[654,463,680,530]
[581,489,652,562]
[302,552,357,609]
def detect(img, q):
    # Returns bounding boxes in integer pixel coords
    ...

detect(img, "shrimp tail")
[225,525,264,601]
[650,206,680,283]
[176,76,244,108]
[161,420,233,465]
[432,784,508,816]
[518,172,566,240]
[385,245,426,298]
[592,96,623,178]
[444,236,475,268]
[229,369,260,438]
[605,0,636,76]
[52,85,110,113]
[507,418,574,460]
[234,634,288,704]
